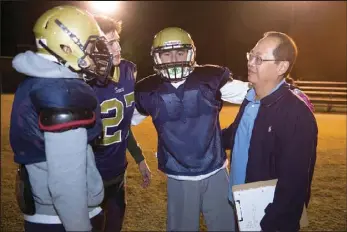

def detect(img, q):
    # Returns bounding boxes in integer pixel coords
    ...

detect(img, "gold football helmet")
[151,27,196,81]
[33,5,112,81]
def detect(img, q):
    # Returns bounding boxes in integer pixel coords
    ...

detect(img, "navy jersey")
[135,65,230,176]
[10,77,102,165]
[91,60,136,180]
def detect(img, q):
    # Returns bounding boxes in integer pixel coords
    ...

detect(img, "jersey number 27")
[99,92,134,146]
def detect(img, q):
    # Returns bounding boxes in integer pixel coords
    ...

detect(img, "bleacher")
[296,81,347,112]
[1,56,347,113]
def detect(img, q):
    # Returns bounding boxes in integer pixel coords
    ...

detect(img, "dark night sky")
[1,1,346,85]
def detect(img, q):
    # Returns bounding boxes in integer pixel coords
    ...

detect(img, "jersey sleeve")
[220,79,250,104]
[194,64,233,91]
[134,74,161,116]
[126,129,145,164]
[134,92,149,116]
[218,66,233,89]
[121,59,137,81]
[197,64,250,104]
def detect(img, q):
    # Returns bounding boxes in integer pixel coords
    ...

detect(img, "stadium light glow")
[89,1,120,15]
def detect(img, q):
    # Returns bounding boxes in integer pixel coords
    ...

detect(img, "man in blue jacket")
[222,31,318,232]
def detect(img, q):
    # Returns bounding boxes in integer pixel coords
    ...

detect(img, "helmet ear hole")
[44,21,49,29]
[60,44,72,54]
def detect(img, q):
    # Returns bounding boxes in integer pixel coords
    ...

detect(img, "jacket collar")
[245,79,289,107]
[261,81,289,107]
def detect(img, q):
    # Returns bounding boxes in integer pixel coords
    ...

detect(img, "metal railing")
[296,81,347,112]
[1,55,346,113]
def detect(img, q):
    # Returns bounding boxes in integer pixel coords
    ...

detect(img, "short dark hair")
[94,15,122,35]
[263,31,298,78]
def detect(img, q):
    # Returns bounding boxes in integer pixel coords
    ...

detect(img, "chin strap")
[38,40,66,65]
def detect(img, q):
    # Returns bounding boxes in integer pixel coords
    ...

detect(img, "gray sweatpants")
[167,168,236,231]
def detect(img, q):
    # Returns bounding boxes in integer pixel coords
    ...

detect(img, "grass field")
[1,94,346,231]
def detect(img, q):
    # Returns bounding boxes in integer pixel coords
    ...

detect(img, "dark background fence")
[1,56,346,112]
[1,56,26,93]
[296,81,347,112]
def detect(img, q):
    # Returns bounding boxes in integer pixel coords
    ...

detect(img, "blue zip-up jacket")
[223,82,318,232]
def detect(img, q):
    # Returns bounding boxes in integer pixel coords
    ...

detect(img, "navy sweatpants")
[101,172,126,232]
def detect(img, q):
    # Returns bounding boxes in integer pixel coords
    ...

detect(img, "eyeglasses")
[246,52,286,65]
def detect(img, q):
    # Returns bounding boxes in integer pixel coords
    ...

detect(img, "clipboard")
[232,179,309,231]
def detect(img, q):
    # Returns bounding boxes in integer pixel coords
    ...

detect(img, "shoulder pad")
[135,74,162,93]
[118,59,137,82]
[120,59,136,72]
[192,65,231,88]
[30,79,98,111]
[120,59,136,68]
[195,64,226,71]
[39,108,95,132]
[194,64,227,76]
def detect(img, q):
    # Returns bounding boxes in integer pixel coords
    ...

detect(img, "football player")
[89,15,151,232]
[133,27,250,231]
[10,5,113,232]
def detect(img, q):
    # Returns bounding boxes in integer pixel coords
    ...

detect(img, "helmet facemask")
[78,35,113,85]
[152,43,196,82]
[56,18,113,84]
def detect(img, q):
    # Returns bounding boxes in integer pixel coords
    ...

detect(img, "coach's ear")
[277,61,289,76]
